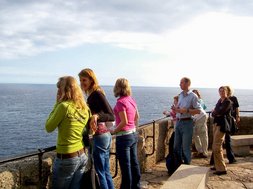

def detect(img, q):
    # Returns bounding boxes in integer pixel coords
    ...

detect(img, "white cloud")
[1,1,253,59]
[1,1,253,88]
[111,12,253,89]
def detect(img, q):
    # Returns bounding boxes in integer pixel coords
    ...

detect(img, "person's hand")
[163,110,169,116]
[211,109,216,116]
[110,130,115,135]
[89,115,98,134]
[174,107,187,114]
[181,108,187,113]
[236,116,240,124]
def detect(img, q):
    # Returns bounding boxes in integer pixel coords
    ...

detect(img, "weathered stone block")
[231,135,253,156]
[161,164,209,189]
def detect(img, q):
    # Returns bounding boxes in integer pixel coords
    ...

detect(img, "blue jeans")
[174,120,194,165]
[116,133,141,189]
[52,152,88,189]
[93,132,114,189]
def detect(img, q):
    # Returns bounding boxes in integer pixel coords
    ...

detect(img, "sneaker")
[213,171,227,175]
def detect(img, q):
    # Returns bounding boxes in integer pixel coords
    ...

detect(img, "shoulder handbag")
[220,115,231,133]
[221,115,238,134]
[230,117,239,135]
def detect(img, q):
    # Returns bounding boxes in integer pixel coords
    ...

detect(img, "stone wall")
[0,152,54,189]
[1,116,253,188]
[207,116,253,149]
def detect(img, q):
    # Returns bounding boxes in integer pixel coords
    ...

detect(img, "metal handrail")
[107,116,166,178]
[1,111,252,163]
[0,146,56,164]
[0,145,56,188]
[145,120,156,157]
[110,117,166,177]
[1,111,252,181]
[0,116,166,181]
[110,152,118,178]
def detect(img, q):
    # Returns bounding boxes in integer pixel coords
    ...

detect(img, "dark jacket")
[87,90,115,122]
[87,90,115,135]
[212,97,232,130]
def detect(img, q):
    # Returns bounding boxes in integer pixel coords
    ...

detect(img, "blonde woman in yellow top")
[45,76,91,189]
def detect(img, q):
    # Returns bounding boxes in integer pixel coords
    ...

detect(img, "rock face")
[0,171,18,189]
[1,116,253,188]
[0,155,54,189]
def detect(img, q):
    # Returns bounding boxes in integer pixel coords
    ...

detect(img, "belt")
[177,117,192,121]
[94,130,110,136]
[57,148,84,159]
[94,122,109,136]
[116,129,136,137]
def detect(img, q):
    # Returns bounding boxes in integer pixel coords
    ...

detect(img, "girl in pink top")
[114,95,138,132]
[112,78,141,189]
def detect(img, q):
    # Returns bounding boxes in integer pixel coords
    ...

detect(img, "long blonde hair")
[57,76,88,110]
[78,68,105,96]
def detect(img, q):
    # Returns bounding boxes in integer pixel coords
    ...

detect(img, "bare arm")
[135,109,139,126]
[173,106,200,115]
[236,107,240,123]
[112,111,128,134]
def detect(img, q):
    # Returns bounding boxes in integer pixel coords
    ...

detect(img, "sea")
[0,83,253,159]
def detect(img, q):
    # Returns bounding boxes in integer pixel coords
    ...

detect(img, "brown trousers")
[212,124,227,172]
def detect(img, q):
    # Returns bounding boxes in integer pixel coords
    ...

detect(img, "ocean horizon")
[1,83,253,158]
[2,82,253,90]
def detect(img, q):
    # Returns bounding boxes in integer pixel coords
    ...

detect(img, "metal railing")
[0,116,166,182]
[206,110,253,126]
[109,116,165,178]
[0,146,56,188]
[1,111,252,183]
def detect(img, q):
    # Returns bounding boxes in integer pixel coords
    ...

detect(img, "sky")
[1,0,253,89]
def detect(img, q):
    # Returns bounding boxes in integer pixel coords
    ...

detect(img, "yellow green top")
[45,101,90,154]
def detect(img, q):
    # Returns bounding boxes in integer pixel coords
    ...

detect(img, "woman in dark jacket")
[211,86,232,175]
[79,68,115,189]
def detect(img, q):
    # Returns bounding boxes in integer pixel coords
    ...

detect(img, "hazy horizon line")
[0,82,252,90]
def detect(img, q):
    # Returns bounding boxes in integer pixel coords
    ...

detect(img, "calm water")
[0,83,252,158]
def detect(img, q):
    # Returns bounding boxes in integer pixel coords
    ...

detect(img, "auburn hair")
[78,68,105,96]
